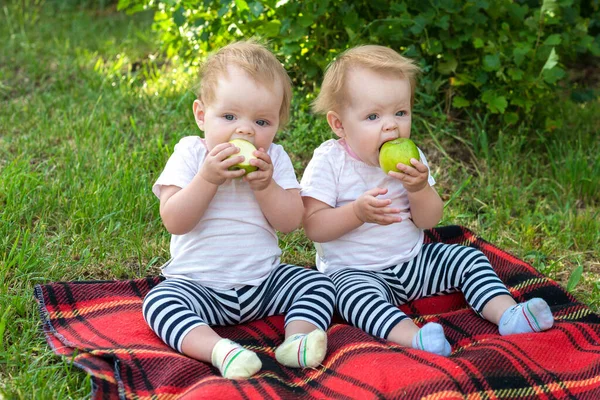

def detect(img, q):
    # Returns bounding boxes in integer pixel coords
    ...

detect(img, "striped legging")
[143,263,336,352]
[331,243,511,339]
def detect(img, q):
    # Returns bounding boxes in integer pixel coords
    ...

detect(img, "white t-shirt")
[300,139,436,275]
[153,136,301,289]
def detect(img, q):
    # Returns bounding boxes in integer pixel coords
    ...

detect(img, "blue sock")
[499,298,554,335]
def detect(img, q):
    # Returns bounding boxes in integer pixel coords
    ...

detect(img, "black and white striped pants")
[331,243,511,339]
[143,264,336,352]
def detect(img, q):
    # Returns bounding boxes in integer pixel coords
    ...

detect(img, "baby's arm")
[303,188,402,243]
[158,178,217,235]
[159,143,246,234]
[406,186,443,229]
[253,185,303,233]
[245,148,303,233]
[389,159,443,229]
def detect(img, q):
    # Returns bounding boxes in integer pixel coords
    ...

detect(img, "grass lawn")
[1,2,598,398]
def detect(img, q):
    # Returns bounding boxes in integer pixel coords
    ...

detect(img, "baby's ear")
[193,99,205,130]
[326,111,345,138]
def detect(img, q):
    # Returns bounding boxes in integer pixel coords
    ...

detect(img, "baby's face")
[197,65,283,152]
[337,67,412,167]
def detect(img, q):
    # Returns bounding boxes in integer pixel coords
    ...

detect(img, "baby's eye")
[224,114,235,121]
[256,119,269,127]
[396,111,407,117]
[367,114,378,121]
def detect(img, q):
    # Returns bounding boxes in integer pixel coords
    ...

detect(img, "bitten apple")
[228,139,258,174]
[379,138,420,174]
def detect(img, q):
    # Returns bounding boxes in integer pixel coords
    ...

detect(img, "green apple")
[378,138,420,174]
[228,139,258,174]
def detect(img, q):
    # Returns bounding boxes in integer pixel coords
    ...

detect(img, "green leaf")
[0,306,10,351]
[503,112,519,125]
[437,57,458,75]
[436,15,450,30]
[218,4,230,18]
[507,3,528,20]
[542,66,565,84]
[542,0,558,14]
[473,37,484,49]
[452,96,471,108]
[566,264,583,292]
[512,97,535,112]
[173,7,186,27]
[427,40,443,55]
[261,20,282,37]
[248,1,264,17]
[542,47,559,71]
[544,34,562,46]
[343,10,358,27]
[345,27,356,41]
[508,68,524,81]
[234,0,249,12]
[391,3,407,13]
[475,71,489,86]
[513,45,531,66]
[298,14,314,28]
[482,91,508,113]
[483,54,501,71]
[410,16,427,35]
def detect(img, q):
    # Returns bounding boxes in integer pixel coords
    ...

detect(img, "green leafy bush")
[118,0,600,126]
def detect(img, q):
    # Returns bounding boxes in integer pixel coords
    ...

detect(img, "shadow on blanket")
[34,226,600,399]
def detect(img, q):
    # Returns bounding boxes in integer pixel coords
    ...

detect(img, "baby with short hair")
[301,45,554,356]
[143,40,335,379]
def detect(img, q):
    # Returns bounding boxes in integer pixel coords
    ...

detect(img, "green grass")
[1,1,599,398]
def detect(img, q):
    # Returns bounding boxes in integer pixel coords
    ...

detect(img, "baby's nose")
[383,120,398,131]
[236,123,255,135]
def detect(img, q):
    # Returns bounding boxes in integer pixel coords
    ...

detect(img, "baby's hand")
[388,159,429,193]
[200,142,246,185]
[353,188,402,225]
[244,148,273,191]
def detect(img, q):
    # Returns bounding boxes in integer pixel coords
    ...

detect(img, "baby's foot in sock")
[499,297,554,335]
[275,329,327,368]
[411,322,452,356]
[211,338,262,379]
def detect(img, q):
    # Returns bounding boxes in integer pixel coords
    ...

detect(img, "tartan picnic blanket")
[34,225,600,399]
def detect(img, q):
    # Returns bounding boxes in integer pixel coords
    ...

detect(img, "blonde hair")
[312,45,421,114]
[197,40,292,127]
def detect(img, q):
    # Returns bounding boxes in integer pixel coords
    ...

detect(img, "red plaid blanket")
[34,226,600,399]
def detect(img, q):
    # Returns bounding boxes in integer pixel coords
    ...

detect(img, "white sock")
[499,298,554,335]
[275,329,327,368]
[411,322,452,356]
[211,338,262,379]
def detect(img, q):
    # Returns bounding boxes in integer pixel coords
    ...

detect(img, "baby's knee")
[141,281,188,321]
[301,268,337,296]
[318,273,336,295]
[467,246,488,260]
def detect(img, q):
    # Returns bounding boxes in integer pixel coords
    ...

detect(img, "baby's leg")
[242,264,335,368]
[412,243,553,335]
[332,268,450,356]
[143,279,261,379]
[333,269,407,338]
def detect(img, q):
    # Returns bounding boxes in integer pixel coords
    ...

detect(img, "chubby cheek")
[204,139,217,152]
[255,131,277,150]
[399,120,412,137]
[366,140,383,165]
[204,134,229,152]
